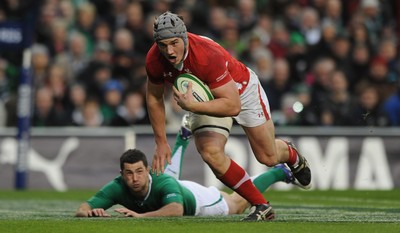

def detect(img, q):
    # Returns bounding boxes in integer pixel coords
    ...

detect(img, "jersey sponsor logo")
[163,72,173,78]
[166,193,178,199]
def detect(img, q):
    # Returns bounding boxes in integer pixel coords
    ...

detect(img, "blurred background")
[0,0,399,191]
[0,0,399,129]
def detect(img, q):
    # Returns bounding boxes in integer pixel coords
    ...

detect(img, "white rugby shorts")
[178,180,229,216]
[233,68,272,127]
[188,67,271,136]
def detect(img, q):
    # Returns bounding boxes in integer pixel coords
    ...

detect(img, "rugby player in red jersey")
[145,11,311,221]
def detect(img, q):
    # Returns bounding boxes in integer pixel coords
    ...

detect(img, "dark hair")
[119,149,148,170]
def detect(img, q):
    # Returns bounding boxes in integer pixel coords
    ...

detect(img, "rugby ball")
[174,73,214,102]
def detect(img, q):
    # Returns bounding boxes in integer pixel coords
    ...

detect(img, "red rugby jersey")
[146,33,250,94]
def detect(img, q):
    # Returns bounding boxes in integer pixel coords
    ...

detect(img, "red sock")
[286,141,298,165]
[219,159,267,205]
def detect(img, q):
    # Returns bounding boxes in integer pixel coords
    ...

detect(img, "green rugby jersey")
[86,173,197,215]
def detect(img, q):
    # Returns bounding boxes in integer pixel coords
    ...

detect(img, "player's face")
[157,37,185,65]
[121,161,150,196]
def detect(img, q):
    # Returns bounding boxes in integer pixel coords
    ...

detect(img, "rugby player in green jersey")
[75,115,294,219]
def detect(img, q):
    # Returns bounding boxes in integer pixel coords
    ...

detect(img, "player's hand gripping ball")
[174,73,214,102]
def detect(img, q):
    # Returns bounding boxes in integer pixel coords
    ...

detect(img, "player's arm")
[146,79,167,145]
[146,79,172,174]
[115,202,184,218]
[75,180,120,217]
[173,79,241,117]
[75,202,111,217]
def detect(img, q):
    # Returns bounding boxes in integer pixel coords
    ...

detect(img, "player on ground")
[75,116,294,219]
[145,12,311,221]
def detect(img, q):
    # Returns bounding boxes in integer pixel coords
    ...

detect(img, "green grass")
[0,190,399,233]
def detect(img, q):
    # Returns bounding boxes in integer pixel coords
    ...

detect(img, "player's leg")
[164,114,191,179]
[243,118,311,189]
[236,69,311,189]
[224,164,294,214]
[191,113,272,221]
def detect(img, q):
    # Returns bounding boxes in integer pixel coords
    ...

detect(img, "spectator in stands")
[35,1,58,47]
[264,58,292,113]
[206,6,229,41]
[237,0,258,35]
[250,48,274,85]
[360,0,384,48]
[112,50,137,87]
[83,63,113,101]
[282,1,302,32]
[31,44,50,88]
[45,64,70,125]
[348,43,371,92]
[376,38,399,84]
[76,41,113,94]
[58,0,75,28]
[140,13,160,57]
[358,55,397,102]
[55,32,90,83]
[267,21,290,58]
[124,1,148,56]
[275,93,299,126]
[348,22,373,54]
[353,85,390,126]
[123,1,144,36]
[92,40,113,65]
[307,57,336,124]
[292,84,318,126]
[320,70,358,126]
[112,28,137,82]
[322,0,344,32]
[299,7,321,46]
[93,20,113,44]
[113,28,134,54]
[100,80,124,125]
[110,91,149,126]
[384,87,400,126]
[330,34,353,84]
[249,14,272,48]
[73,98,104,127]
[218,23,247,59]
[32,87,66,127]
[75,2,97,55]
[67,83,87,126]
[286,32,310,84]
[47,19,69,58]
[240,33,265,67]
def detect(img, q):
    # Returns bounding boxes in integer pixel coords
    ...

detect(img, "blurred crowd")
[0,0,399,130]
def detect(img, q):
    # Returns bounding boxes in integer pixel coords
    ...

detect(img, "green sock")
[172,133,190,152]
[252,168,286,192]
[164,134,190,179]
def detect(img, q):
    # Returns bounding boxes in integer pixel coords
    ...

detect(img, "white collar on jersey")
[135,174,152,206]
[143,174,152,202]
[173,45,189,71]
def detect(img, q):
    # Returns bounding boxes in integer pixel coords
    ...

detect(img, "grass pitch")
[0,189,399,233]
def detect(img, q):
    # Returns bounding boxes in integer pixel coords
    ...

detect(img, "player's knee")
[256,154,278,167]
[197,145,225,166]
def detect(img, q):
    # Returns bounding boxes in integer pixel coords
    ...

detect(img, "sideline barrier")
[0,126,399,191]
